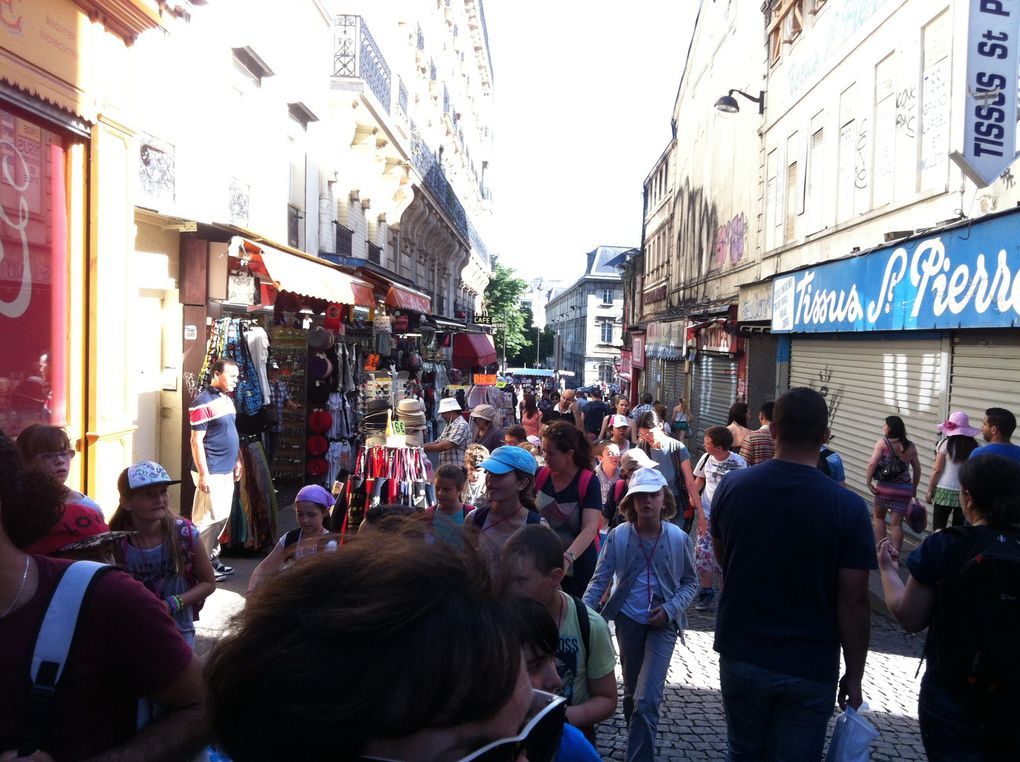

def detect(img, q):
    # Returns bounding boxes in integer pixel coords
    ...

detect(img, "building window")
[336,224,354,257]
[601,321,613,344]
[599,363,615,383]
[232,46,274,93]
[602,287,613,304]
[367,243,382,265]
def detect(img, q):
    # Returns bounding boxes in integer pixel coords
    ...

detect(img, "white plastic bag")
[825,703,880,762]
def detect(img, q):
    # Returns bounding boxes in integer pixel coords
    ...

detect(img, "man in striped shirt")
[189,360,241,580]
[424,397,471,469]
[739,401,775,466]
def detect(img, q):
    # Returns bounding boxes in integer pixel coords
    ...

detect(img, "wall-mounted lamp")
[714,89,765,115]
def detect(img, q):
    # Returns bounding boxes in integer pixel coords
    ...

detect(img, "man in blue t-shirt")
[977,406,1020,462]
[189,359,241,579]
[711,387,877,761]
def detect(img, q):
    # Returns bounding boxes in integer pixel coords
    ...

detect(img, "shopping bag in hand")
[825,703,879,762]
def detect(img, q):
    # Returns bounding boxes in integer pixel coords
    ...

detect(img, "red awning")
[452,333,497,368]
[352,282,377,307]
[386,284,431,313]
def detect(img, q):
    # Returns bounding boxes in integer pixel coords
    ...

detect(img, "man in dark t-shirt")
[711,387,877,761]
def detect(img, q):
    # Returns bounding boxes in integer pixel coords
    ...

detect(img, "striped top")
[189,387,239,474]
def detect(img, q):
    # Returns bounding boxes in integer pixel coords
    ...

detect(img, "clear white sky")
[484,1,698,284]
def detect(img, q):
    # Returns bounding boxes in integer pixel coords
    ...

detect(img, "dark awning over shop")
[386,284,431,313]
[452,332,497,368]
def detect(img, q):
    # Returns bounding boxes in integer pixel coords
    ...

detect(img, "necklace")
[483,507,525,533]
[1,555,31,618]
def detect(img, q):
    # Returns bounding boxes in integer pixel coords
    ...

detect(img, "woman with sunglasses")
[16,424,102,517]
[206,529,566,762]
[583,467,698,762]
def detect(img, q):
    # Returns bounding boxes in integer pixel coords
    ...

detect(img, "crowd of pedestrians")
[1,383,1019,761]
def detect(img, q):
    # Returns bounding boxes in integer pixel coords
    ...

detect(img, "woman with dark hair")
[540,421,602,597]
[467,446,543,573]
[866,415,921,553]
[16,424,102,517]
[927,412,981,530]
[205,531,547,762]
[521,393,543,440]
[725,402,751,453]
[878,453,1020,760]
[583,467,698,762]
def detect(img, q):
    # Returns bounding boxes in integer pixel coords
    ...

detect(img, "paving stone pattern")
[595,607,927,761]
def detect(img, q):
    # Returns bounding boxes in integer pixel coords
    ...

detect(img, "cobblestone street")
[595,606,927,761]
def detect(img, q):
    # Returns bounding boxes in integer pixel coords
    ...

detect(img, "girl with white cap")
[583,467,698,762]
[110,461,216,647]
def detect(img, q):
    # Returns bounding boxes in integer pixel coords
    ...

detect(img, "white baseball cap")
[625,467,668,496]
[611,414,630,428]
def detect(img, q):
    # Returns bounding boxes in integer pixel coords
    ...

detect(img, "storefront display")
[269,324,307,480]
[0,105,75,437]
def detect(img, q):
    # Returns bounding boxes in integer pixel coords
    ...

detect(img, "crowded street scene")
[2,0,1020,760]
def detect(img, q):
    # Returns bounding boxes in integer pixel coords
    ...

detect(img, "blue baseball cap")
[479,446,537,476]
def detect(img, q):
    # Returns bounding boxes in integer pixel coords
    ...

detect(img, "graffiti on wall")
[812,366,843,426]
[677,179,719,279]
[895,87,917,139]
[676,178,750,279]
[715,213,747,266]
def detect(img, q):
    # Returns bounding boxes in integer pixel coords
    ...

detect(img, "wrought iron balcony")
[333,15,391,113]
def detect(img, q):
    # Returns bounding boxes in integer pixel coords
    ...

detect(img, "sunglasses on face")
[457,689,566,762]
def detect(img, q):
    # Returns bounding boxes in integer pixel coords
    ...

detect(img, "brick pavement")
[595,605,927,760]
[194,498,928,760]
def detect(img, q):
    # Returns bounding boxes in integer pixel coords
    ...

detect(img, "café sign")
[771,211,1020,333]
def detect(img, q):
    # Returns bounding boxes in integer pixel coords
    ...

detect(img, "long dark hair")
[885,415,912,450]
[205,531,523,761]
[541,420,594,470]
[959,454,1020,529]
[523,393,538,416]
[0,433,66,548]
[727,402,749,427]
[945,434,979,463]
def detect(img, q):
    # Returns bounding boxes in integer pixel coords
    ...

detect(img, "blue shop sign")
[771,212,1020,333]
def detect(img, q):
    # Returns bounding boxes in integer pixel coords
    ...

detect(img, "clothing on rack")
[222,439,277,551]
[245,325,271,402]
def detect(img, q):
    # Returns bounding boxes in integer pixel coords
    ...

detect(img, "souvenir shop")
[198,236,450,547]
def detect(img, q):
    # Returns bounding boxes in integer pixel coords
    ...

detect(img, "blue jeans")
[919,673,1020,761]
[719,656,834,761]
[614,614,678,762]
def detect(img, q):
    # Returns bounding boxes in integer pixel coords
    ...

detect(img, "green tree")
[483,260,529,366]
[508,306,555,368]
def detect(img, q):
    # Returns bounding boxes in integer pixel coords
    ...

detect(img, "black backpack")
[931,526,1020,705]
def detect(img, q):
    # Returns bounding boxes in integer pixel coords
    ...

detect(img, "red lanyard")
[637,527,662,611]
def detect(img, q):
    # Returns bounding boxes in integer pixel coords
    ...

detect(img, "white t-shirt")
[935,438,965,491]
[694,451,747,518]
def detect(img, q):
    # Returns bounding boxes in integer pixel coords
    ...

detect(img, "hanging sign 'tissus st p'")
[950,0,1020,187]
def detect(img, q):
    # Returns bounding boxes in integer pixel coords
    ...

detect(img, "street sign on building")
[950,0,1020,187]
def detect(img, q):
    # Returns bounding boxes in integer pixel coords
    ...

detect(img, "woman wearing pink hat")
[926,412,980,530]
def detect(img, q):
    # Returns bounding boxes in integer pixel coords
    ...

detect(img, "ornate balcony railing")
[333,15,391,113]
[416,23,424,50]
[397,77,409,122]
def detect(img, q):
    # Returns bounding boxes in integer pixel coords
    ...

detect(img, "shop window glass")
[0,107,71,436]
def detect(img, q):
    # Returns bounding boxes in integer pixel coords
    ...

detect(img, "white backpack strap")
[30,560,108,687]
[21,560,108,756]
